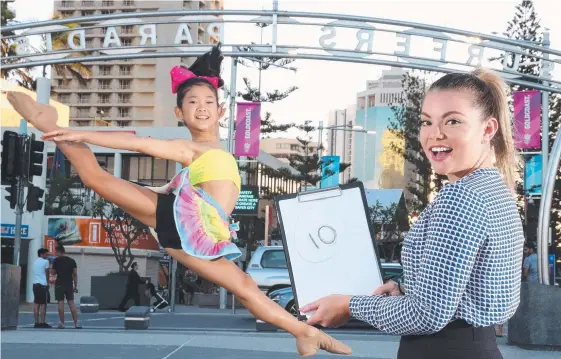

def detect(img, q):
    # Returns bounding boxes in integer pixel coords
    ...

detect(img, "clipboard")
[274,182,384,318]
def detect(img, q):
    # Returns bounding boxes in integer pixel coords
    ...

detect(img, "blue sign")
[524,154,542,195]
[320,155,340,188]
[1,224,29,238]
[549,254,556,285]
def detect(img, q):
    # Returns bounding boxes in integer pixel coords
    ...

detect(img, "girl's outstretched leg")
[166,248,352,357]
[5,91,158,227]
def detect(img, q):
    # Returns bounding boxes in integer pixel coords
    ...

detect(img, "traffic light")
[26,184,44,212]
[1,131,23,184]
[26,136,45,181]
[4,181,18,210]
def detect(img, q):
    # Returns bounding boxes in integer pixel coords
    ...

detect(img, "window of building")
[95,155,115,173]
[76,107,90,117]
[101,10,115,15]
[260,250,287,269]
[60,10,74,16]
[123,0,135,6]
[81,11,94,16]
[57,79,69,89]
[78,94,90,103]
[368,95,376,108]
[97,107,111,117]
[61,1,73,8]
[101,0,114,6]
[122,156,176,187]
[357,96,365,109]
[121,38,132,46]
[118,94,131,103]
[290,144,300,151]
[119,80,131,89]
[99,79,111,89]
[119,65,132,75]
[81,0,94,6]
[118,107,130,118]
[99,94,111,103]
[99,65,112,76]
[58,94,70,103]
[115,120,131,127]
[121,25,134,34]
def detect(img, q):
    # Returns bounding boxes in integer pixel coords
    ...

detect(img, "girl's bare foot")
[296,326,352,357]
[4,91,60,132]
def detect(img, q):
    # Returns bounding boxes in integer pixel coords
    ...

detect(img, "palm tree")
[1,2,35,88]
[37,14,92,90]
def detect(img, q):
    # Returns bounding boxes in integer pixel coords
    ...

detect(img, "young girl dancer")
[5,45,351,357]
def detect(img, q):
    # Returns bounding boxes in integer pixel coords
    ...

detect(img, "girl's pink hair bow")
[170,66,220,94]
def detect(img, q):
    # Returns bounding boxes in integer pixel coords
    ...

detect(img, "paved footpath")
[3,328,561,359]
[3,307,559,359]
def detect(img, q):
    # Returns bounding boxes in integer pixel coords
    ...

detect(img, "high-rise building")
[326,105,356,184]
[52,0,224,127]
[353,67,406,189]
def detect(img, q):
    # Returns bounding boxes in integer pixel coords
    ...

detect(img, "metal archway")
[2,9,560,284]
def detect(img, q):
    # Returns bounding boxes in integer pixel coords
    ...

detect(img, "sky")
[9,0,561,136]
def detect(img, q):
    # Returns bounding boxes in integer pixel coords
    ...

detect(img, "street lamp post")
[317,121,375,183]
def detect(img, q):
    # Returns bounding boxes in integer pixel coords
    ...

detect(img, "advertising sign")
[1,224,29,238]
[43,216,159,252]
[524,154,542,195]
[233,185,259,216]
[513,90,541,149]
[320,155,341,188]
[234,102,261,157]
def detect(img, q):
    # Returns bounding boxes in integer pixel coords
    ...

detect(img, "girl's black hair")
[176,44,224,108]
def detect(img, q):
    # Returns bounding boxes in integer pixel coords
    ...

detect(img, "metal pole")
[222,57,238,310]
[342,112,346,183]
[227,58,238,154]
[363,132,367,181]
[169,258,176,311]
[13,178,25,266]
[317,121,323,183]
[537,30,551,285]
[537,125,560,285]
[25,77,50,302]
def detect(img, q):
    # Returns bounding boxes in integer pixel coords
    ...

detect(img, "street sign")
[1,223,29,238]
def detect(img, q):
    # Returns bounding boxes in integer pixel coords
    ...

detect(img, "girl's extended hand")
[42,129,87,143]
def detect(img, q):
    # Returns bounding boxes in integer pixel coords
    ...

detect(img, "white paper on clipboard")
[275,183,384,318]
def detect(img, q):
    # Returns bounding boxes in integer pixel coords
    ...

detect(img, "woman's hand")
[300,294,353,328]
[372,280,402,296]
[42,129,87,143]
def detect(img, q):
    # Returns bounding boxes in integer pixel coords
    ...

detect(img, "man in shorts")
[33,248,52,328]
[52,244,81,329]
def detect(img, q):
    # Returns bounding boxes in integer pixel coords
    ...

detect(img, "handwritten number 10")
[308,225,337,249]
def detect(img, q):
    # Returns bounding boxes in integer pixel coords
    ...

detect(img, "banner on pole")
[513,90,541,149]
[524,154,542,195]
[234,102,261,157]
[320,155,341,188]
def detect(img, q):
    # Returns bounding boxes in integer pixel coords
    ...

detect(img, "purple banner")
[234,102,261,157]
[513,90,541,149]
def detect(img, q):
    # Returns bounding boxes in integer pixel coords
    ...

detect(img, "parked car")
[246,246,291,295]
[268,262,404,318]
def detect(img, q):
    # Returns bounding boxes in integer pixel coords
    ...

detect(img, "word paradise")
[16,21,224,55]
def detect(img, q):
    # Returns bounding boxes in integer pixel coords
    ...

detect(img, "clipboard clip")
[297,186,343,202]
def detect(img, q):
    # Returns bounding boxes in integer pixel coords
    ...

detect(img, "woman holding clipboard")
[301,68,525,359]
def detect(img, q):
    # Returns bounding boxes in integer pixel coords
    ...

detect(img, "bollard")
[124,306,151,330]
[79,296,99,313]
